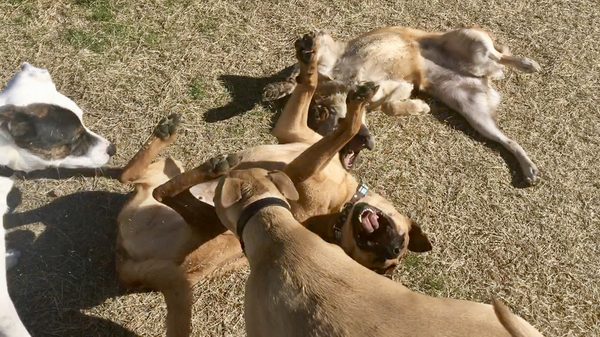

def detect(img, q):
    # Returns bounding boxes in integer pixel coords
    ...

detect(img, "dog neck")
[305,183,368,243]
[239,204,301,262]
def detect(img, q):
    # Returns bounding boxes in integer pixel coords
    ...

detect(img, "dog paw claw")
[347,82,379,103]
[154,113,181,140]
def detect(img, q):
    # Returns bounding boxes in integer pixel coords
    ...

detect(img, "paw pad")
[347,82,379,102]
[154,113,181,140]
[294,33,317,64]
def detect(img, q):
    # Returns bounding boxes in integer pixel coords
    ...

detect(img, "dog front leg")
[153,153,241,201]
[120,114,180,183]
[271,34,322,145]
[284,82,378,183]
[370,80,429,117]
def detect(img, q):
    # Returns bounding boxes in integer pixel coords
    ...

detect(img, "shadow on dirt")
[203,65,295,123]
[5,190,137,337]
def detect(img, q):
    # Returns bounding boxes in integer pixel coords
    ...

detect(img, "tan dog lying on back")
[210,166,545,337]
[264,27,542,185]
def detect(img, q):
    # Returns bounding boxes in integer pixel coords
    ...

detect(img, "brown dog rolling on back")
[211,166,544,337]
[117,35,432,337]
[264,27,542,185]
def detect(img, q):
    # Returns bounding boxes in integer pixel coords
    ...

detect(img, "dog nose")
[358,124,375,150]
[106,143,117,157]
[385,239,404,259]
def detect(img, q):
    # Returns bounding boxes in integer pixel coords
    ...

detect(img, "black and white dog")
[0,63,116,337]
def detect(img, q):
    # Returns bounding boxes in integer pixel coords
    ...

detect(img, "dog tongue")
[361,211,379,233]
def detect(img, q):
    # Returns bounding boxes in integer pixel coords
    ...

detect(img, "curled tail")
[492,298,544,337]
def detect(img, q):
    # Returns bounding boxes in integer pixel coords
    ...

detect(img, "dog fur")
[117,35,432,337]
[0,63,115,337]
[211,166,544,337]
[263,27,541,185]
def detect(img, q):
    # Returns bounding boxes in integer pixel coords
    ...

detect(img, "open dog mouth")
[351,202,404,264]
[339,124,374,170]
[359,207,380,233]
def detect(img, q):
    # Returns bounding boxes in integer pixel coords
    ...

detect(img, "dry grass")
[1,0,599,336]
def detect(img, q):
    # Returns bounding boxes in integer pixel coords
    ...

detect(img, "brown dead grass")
[1,0,599,336]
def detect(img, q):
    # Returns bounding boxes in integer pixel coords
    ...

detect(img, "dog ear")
[268,171,299,201]
[220,177,243,208]
[407,220,432,252]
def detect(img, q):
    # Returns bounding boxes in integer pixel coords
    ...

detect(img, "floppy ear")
[407,220,432,252]
[268,171,299,201]
[220,177,243,208]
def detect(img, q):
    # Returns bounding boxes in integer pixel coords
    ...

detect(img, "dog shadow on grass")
[203,65,295,123]
[427,100,530,188]
[4,188,137,337]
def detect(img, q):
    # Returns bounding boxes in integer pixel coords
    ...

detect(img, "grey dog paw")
[520,58,541,73]
[347,82,379,103]
[154,113,181,140]
[262,80,296,102]
[206,153,242,176]
[294,33,317,65]
[523,163,540,186]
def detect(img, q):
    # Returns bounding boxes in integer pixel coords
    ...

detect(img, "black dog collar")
[236,197,291,239]
[333,183,369,243]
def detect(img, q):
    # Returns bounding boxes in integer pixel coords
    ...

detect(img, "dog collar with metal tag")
[333,183,369,242]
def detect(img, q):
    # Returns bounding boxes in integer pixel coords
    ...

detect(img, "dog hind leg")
[119,260,192,337]
[456,88,539,185]
[498,55,541,73]
[370,80,430,116]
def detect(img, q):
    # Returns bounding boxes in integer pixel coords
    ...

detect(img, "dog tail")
[119,259,192,337]
[492,298,544,337]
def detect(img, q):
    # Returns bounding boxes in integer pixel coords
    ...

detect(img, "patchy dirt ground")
[1,0,598,336]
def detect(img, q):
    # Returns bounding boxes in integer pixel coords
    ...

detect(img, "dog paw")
[206,153,242,176]
[410,99,430,114]
[154,113,181,140]
[519,58,541,73]
[6,249,21,270]
[347,82,379,103]
[295,33,317,65]
[523,164,540,186]
[262,80,296,102]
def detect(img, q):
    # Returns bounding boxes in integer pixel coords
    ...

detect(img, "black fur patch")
[0,103,98,160]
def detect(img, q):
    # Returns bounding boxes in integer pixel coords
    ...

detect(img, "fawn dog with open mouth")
[210,164,545,337]
[205,89,544,337]
[264,27,542,185]
[117,35,432,337]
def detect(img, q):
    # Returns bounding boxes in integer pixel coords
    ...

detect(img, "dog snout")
[106,143,117,157]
